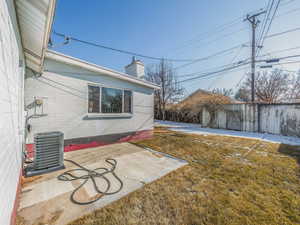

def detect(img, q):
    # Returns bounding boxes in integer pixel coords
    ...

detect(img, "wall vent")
[25,131,65,177]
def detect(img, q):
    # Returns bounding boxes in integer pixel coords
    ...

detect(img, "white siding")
[0,1,25,224]
[25,58,154,143]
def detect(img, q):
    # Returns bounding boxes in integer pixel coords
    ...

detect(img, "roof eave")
[45,50,160,90]
[15,0,57,73]
[40,0,57,73]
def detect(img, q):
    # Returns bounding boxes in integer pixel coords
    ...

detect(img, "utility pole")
[244,11,266,102]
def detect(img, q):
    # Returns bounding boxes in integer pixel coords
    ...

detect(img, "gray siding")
[0,0,25,224]
[25,58,154,144]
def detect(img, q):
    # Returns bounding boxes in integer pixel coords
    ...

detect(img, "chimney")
[125,56,145,79]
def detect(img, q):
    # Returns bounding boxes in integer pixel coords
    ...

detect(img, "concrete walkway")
[18,143,187,225]
[156,120,300,146]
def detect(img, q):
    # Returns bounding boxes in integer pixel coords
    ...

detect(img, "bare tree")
[235,87,251,102]
[212,88,234,97]
[235,69,291,103]
[146,59,184,120]
[289,71,300,100]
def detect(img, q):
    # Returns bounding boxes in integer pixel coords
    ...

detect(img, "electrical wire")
[173,44,244,71]
[166,7,272,55]
[178,61,250,84]
[178,57,248,79]
[208,45,245,90]
[256,0,281,56]
[258,46,300,58]
[265,26,300,39]
[179,53,300,86]
[57,158,123,205]
[257,0,274,49]
[173,25,300,72]
[276,7,300,18]
[52,31,195,62]
[267,59,300,66]
[175,52,300,84]
[176,46,300,83]
[257,53,300,63]
[166,18,243,53]
[257,0,281,57]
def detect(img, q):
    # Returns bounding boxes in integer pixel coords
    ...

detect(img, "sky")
[51,0,300,97]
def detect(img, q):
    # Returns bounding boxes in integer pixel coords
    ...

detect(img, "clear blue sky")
[51,0,300,96]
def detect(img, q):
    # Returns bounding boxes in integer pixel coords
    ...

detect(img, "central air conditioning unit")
[25,131,65,177]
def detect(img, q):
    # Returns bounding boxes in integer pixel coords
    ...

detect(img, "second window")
[88,85,132,114]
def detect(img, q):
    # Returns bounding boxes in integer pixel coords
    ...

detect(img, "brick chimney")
[125,56,145,79]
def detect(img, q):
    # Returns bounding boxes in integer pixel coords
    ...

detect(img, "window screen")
[88,85,100,113]
[101,87,123,113]
[124,90,132,113]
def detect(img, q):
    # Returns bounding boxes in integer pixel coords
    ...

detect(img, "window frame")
[87,83,133,117]
[87,84,101,113]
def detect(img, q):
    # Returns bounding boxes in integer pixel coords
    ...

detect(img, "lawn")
[69,127,300,225]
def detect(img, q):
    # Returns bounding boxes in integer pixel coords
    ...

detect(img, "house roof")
[15,0,56,72]
[168,89,233,112]
[45,50,160,89]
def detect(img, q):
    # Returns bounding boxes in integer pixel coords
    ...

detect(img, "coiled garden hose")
[57,158,123,205]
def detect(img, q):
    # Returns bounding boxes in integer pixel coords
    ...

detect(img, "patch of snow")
[155,120,300,146]
[155,120,202,128]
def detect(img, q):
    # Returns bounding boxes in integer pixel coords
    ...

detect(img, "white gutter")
[45,50,160,89]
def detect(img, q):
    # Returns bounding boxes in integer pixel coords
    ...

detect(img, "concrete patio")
[17,142,187,225]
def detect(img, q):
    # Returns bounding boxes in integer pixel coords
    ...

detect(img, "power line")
[174,25,300,75]
[258,0,281,55]
[280,0,297,6]
[178,61,250,84]
[53,23,300,75]
[188,66,250,90]
[178,54,248,79]
[173,44,244,71]
[208,45,245,90]
[52,31,196,62]
[190,27,248,51]
[265,26,300,39]
[166,18,243,53]
[177,53,300,84]
[257,0,274,50]
[270,54,300,61]
[178,61,244,78]
[165,6,273,56]
[276,7,300,18]
[268,60,300,66]
[258,46,300,58]
[181,65,250,87]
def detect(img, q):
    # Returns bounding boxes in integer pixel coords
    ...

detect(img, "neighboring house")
[0,1,158,225]
[169,89,233,112]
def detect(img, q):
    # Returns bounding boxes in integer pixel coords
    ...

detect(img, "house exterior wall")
[0,1,25,224]
[25,57,154,145]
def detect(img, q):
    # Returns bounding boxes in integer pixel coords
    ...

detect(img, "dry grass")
[69,127,300,225]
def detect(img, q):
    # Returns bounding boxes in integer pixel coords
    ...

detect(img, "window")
[88,85,100,113]
[124,90,132,113]
[88,85,132,114]
[101,87,123,113]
